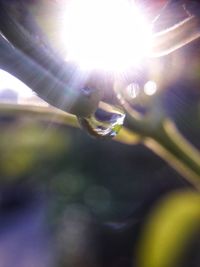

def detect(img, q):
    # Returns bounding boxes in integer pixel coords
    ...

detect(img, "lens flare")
[144,80,157,95]
[60,0,152,72]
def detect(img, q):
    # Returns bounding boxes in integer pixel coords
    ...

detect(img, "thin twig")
[0,1,77,84]
[151,15,200,57]
[145,119,200,189]
[0,103,140,145]
[0,35,101,117]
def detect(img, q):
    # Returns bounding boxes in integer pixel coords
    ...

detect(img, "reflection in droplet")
[78,102,125,138]
[144,80,157,96]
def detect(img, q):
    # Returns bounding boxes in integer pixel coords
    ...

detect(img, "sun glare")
[0,70,48,106]
[60,0,152,72]
[0,70,33,98]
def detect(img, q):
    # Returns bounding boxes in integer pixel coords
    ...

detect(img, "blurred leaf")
[137,190,200,267]
[0,115,70,178]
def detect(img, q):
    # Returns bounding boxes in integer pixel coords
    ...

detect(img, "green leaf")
[137,190,200,267]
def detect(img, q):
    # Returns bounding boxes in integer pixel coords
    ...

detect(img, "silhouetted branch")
[151,16,200,57]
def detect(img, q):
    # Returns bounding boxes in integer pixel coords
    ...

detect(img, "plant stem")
[0,103,139,145]
[0,2,103,117]
[0,35,101,117]
[145,119,200,189]
[151,15,200,57]
[0,1,76,84]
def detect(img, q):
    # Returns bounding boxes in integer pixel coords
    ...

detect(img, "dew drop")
[78,102,125,138]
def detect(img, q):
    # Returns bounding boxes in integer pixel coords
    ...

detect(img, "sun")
[60,0,152,72]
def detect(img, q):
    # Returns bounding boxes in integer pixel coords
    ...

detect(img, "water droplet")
[78,102,125,138]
